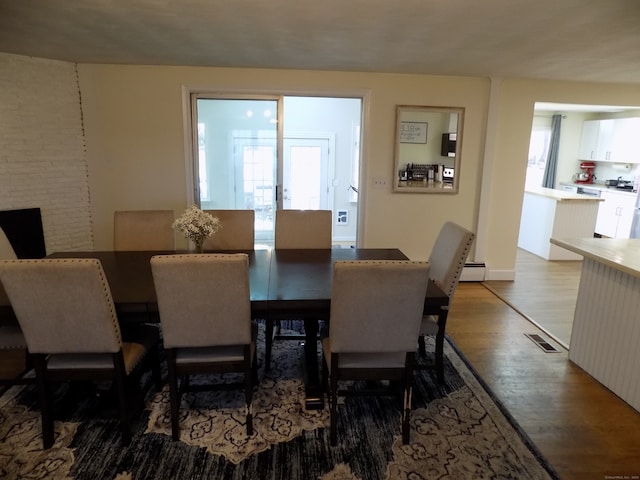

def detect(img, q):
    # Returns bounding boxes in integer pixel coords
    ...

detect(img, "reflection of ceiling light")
[264,109,272,118]
[246,110,253,118]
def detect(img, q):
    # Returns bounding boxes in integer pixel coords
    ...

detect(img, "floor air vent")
[525,333,560,353]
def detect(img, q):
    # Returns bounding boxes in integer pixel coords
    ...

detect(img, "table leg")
[302,317,324,410]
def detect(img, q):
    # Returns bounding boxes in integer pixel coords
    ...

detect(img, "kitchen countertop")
[550,237,640,279]
[526,186,603,201]
[559,182,637,195]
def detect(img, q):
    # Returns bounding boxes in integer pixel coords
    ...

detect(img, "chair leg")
[402,386,412,444]
[402,353,415,445]
[113,353,132,446]
[166,349,181,441]
[321,355,328,394]
[244,345,254,436]
[435,332,445,384]
[329,353,338,446]
[150,345,163,391]
[418,334,426,356]
[33,354,54,450]
[265,318,275,371]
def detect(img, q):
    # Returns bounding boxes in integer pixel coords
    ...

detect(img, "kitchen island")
[550,237,640,413]
[518,187,602,260]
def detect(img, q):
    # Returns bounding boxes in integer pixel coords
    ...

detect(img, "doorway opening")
[191,95,362,248]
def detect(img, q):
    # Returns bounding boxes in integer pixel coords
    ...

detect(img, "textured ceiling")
[1,0,640,84]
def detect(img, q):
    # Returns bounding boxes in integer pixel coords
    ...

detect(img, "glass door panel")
[195,97,278,245]
[193,94,362,248]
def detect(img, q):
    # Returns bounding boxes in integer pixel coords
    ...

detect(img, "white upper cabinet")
[609,118,640,163]
[579,118,640,163]
[578,120,600,160]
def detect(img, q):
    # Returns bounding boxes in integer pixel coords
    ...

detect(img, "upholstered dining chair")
[0,226,33,387]
[274,209,332,249]
[203,209,255,250]
[150,253,257,440]
[321,260,430,446]
[265,209,333,370]
[113,210,175,251]
[417,221,475,383]
[0,258,162,449]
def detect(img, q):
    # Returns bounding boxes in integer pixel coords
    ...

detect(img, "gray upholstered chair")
[203,209,255,250]
[150,253,257,440]
[113,210,175,251]
[417,221,475,383]
[274,209,332,249]
[265,209,333,370]
[0,258,162,449]
[321,260,430,446]
[0,226,33,387]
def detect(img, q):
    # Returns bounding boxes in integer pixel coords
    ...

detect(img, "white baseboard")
[460,263,486,281]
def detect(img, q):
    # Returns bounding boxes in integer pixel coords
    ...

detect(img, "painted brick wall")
[0,53,93,253]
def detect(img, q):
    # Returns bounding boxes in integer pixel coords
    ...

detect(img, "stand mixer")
[575,161,595,184]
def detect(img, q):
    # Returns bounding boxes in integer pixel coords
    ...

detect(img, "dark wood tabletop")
[45,250,272,317]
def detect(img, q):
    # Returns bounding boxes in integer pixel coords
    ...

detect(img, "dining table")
[1,248,449,409]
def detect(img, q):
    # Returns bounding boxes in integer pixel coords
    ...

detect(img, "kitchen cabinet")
[579,118,640,163]
[608,118,640,163]
[595,189,636,238]
[578,120,600,160]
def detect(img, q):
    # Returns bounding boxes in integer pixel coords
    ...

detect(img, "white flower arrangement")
[172,205,221,251]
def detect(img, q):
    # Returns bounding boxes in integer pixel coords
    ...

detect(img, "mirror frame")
[393,105,465,194]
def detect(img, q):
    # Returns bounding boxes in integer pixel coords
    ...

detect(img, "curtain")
[542,114,562,188]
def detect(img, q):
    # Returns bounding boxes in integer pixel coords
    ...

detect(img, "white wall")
[0,53,92,254]
[77,65,489,257]
[4,55,640,279]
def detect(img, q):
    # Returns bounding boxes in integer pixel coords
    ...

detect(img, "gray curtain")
[542,114,562,188]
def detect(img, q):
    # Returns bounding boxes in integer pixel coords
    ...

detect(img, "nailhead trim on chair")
[0,258,122,342]
[443,234,475,297]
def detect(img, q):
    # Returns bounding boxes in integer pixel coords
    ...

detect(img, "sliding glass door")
[192,94,361,247]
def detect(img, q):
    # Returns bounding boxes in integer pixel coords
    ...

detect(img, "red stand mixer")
[575,161,595,184]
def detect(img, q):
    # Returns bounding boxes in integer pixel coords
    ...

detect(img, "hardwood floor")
[482,248,582,348]
[448,281,640,479]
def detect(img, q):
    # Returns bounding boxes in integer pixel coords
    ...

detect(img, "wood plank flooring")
[483,248,582,348]
[448,280,640,479]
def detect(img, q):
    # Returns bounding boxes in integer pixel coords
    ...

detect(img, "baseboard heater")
[460,262,486,282]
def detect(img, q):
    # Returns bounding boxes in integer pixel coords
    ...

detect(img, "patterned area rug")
[0,325,559,480]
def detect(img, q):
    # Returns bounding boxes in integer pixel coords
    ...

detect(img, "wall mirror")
[393,105,464,193]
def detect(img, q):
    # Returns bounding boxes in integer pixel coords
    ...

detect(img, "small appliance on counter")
[574,161,596,184]
[605,177,635,191]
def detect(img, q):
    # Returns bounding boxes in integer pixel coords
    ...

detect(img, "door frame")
[181,87,371,247]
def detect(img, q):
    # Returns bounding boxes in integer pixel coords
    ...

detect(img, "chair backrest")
[274,210,332,249]
[329,260,430,353]
[114,210,175,251]
[150,254,252,348]
[0,258,122,354]
[428,221,475,298]
[202,210,255,250]
[0,227,17,259]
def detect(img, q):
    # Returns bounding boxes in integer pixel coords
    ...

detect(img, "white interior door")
[283,137,330,210]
